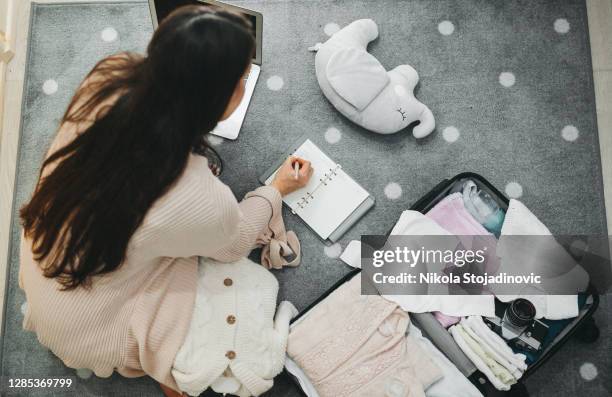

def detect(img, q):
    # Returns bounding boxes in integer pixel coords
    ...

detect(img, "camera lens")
[505,298,536,327]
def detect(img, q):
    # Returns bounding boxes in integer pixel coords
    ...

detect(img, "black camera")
[485,298,549,352]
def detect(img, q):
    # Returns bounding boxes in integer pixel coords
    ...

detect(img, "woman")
[18,5,311,397]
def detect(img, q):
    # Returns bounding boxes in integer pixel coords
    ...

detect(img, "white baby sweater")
[172,257,296,396]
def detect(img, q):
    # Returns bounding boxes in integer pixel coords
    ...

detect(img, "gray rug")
[1,0,610,396]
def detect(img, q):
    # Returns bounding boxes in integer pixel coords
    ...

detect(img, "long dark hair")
[20,5,255,290]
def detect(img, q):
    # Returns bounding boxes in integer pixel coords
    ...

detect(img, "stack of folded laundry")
[449,316,527,391]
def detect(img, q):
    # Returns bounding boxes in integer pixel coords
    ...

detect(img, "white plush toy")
[310,19,435,138]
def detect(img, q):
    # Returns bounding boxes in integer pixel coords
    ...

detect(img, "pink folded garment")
[426,193,491,236]
[433,311,460,328]
[426,193,501,288]
[287,275,441,397]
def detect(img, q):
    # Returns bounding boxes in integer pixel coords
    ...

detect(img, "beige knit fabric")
[19,108,298,391]
[287,275,442,397]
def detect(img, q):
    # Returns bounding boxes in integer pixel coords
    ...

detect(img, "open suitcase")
[287,172,601,397]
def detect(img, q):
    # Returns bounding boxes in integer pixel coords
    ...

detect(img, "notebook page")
[264,139,337,207]
[265,139,369,239]
[294,167,369,239]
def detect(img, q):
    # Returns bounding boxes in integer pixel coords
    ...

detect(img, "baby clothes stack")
[287,274,442,397]
[449,317,527,391]
[172,257,297,397]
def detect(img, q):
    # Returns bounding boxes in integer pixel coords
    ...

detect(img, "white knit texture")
[172,257,293,396]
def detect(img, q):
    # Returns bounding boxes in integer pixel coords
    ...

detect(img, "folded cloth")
[433,312,460,328]
[382,295,496,318]
[449,324,515,391]
[245,190,301,269]
[287,274,442,397]
[426,193,492,238]
[463,316,527,371]
[495,200,586,319]
[460,317,526,379]
[460,329,515,385]
[285,323,483,397]
[543,295,579,320]
[392,209,456,236]
[426,194,502,280]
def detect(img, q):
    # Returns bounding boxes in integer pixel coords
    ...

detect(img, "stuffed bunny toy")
[310,19,435,138]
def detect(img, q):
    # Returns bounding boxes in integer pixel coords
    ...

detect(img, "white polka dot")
[499,72,516,88]
[394,85,407,97]
[101,27,118,42]
[20,301,27,316]
[554,18,570,34]
[442,126,460,143]
[324,23,340,36]
[438,20,455,36]
[384,183,402,200]
[42,79,58,95]
[505,182,523,198]
[266,75,284,91]
[207,135,224,146]
[76,368,93,379]
[324,243,342,258]
[561,125,579,142]
[579,362,598,381]
[324,127,342,144]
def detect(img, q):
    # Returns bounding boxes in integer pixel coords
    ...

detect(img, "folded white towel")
[449,324,514,391]
[460,317,526,379]
[460,321,521,379]
[464,316,528,372]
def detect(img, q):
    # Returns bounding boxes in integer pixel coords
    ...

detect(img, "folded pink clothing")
[433,311,460,328]
[426,193,491,236]
[287,275,441,397]
[426,193,501,289]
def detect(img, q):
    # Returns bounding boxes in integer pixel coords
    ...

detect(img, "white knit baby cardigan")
[172,257,295,396]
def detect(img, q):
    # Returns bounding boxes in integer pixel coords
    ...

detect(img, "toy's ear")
[326,48,389,111]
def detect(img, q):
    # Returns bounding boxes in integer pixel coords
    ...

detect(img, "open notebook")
[260,139,374,243]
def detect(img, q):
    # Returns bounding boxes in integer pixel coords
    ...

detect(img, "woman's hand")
[271,156,313,196]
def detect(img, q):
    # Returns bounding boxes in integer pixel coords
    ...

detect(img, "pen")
[294,161,300,180]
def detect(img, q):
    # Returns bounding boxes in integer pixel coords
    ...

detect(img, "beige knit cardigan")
[19,117,298,392]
